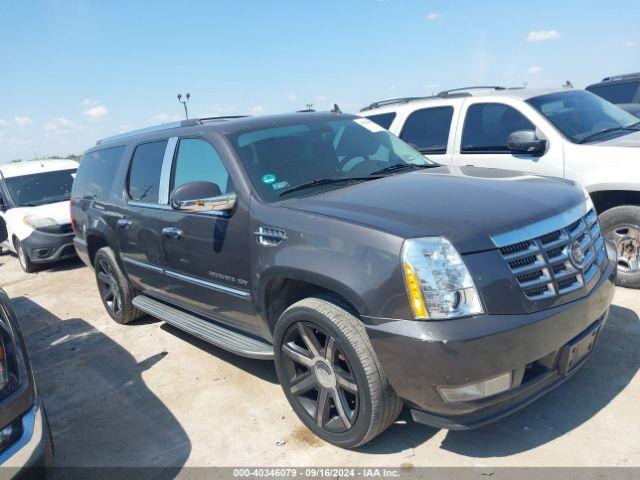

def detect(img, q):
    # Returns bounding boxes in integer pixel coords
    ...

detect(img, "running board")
[132,295,274,360]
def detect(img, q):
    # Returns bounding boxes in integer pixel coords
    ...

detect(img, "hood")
[597,129,640,147]
[13,201,71,225]
[281,166,585,253]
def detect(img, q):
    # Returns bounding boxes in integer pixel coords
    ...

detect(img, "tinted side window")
[462,103,535,153]
[400,107,454,154]
[172,139,231,193]
[367,112,396,130]
[128,140,168,203]
[587,82,640,104]
[73,146,126,200]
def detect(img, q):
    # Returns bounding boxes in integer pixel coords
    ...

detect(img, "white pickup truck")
[361,87,640,286]
[0,160,78,272]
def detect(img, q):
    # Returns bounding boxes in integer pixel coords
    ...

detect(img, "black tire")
[274,294,402,448]
[15,239,38,273]
[600,205,640,288]
[94,247,144,324]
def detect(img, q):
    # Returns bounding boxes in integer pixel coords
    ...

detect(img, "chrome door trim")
[164,269,251,299]
[121,256,251,299]
[159,136,178,204]
[126,201,172,210]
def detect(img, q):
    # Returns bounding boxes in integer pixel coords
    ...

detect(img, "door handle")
[162,226,183,240]
[117,218,132,230]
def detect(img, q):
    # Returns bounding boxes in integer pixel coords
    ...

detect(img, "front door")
[159,138,258,335]
[117,139,171,296]
[451,100,564,178]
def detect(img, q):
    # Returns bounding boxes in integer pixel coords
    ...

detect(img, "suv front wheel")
[274,295,402,448]
[600,205,640,288]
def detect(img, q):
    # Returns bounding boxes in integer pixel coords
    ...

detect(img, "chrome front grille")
[497,208,607,301]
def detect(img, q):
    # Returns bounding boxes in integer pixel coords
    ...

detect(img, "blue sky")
[1,0,639,162]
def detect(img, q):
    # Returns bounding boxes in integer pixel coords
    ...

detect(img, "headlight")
[402,237,484,320]
[23,215,58,229]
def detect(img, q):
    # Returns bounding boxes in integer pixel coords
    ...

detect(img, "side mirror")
[507,130,547,154]
[169,181,236,213]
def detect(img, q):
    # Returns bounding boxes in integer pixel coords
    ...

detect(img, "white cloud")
[249,105,264,114]
[13,116,34,129]
[287,93,298,101]
[526,30,561,42]
[528,66,544,74]
[425,12,441,20]
[81,98,100,107]
[624,40,637,48]
[83,105,108,121]
[151,112,181,123]
[315,94,327,101]
[44,117,76,134]
[0,118,7,127]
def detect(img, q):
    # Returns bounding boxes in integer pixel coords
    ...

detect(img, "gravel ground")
[0,253,638,469]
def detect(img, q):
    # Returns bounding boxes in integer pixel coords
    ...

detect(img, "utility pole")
[177,93,191,119]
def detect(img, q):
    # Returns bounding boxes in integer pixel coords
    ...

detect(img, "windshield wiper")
[579,124,640,144]
[279,177,380,198]
[369,162,437,176]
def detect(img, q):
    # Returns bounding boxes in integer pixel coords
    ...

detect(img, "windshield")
[228,117,432,202]
[5,169,76,207]
[527,90,640,143]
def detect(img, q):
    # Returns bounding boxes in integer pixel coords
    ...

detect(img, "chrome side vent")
[254,226,287,246]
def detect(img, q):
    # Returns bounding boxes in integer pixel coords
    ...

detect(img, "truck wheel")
[274,295,402,448]
[94,247,144,324]
[600,205,640,288]
[15,239,37,273]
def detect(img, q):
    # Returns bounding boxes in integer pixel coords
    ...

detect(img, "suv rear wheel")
[274,295,402,448]
[94,247,144,324]
[600,205,640,288]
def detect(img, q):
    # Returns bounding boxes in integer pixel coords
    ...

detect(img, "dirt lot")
[0,253,639,469]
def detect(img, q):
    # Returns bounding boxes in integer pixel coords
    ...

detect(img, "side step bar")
[132,295,274,360]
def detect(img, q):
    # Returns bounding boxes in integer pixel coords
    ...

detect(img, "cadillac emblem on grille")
[569,241,586,269]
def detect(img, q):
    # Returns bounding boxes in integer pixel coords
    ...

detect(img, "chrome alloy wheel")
[280,322,359,432]
[606,224,640,273]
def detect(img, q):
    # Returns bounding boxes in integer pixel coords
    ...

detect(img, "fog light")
[438,372,512,402]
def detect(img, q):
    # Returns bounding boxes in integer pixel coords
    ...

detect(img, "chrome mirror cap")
[171,193,237,213]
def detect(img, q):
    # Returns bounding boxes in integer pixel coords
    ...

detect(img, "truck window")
[400,106,454,154]
[171,139,231,193]
[367,112,396,129]
[73,146,126,200]
[587,82,639,104]
[462,103,535,153]
[127,140,168,203]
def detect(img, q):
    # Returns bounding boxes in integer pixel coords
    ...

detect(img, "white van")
[361,87,640,286]
[0,160,78,272]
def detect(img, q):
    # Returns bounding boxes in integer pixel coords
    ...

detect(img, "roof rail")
[96,116,248,145]
[601,72,640,83]
[437,86,506,97]
[360,96,435,112]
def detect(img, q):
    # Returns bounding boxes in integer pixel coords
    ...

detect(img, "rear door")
[159,137,258,335]
[450,98,564,178]
[117,138,175,296]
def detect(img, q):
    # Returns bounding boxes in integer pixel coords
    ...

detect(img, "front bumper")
[364,260,615,430]
[21,230,75,264]
[0,400,52,476]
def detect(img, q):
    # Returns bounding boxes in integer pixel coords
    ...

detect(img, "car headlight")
[402,237,484,320]
[23,215,58,229]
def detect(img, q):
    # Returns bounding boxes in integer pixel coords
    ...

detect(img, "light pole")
[177,93,191,119]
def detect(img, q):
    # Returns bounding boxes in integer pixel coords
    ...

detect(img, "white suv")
[361,87,640,286]
[0,160,78,272]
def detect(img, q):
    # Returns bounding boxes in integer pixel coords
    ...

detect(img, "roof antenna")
[563,80,574,88]
[331,103,342,114]
[177,93,191,119]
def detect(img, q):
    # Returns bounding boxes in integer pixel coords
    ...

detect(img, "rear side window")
[366,112,396,130]
[172,139,231,194]
[400,106,454,154]
[587,82,640,104]
[462,103,535,153]
[128,140,168,203]
[73,146,126,200]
